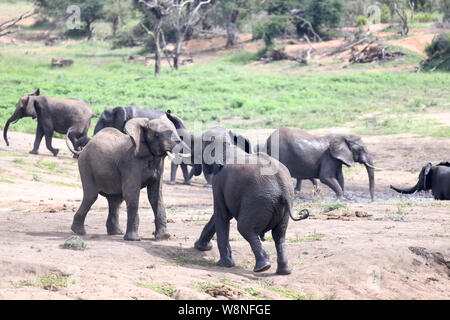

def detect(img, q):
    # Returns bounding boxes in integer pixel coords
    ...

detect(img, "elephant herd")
[3,90,450,275]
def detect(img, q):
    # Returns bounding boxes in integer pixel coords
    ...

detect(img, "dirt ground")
[0,129,449,300]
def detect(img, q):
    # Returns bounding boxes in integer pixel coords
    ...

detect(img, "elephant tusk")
[365,163,384,171]
[178,153,191,158]
[166,151,176,159]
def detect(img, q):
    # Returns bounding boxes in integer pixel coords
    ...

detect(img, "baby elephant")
[391,162,450,200]
[194,135,309,275]
[71,115,191,241]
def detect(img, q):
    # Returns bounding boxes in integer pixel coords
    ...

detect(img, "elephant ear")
[228,130,252,154]
[423,162,433,189]
[329,136,354,167]
[113,107,127,132]
[25,96,38,118]
[29,88,40,96]
[124,118,151,158]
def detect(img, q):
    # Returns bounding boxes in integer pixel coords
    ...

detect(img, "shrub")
[422,33,450,71]
[414,12,433,23]
[253,15,292,47]
[356,15,368,26]
[380,4,391,23]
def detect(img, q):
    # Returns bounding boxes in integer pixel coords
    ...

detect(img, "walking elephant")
[264,127,376,200]
[3,89,95,156]
[71,114,191,241]
[192,126,309,275]
[93,106,193,185]
[390,162,450,200]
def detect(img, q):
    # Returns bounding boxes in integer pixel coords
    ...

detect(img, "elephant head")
[4,88,41,146]
[390,163,433,194]
[192,127,253,177]
[329,135,375,200]
[124,114,191,159]
[94,107,127,135]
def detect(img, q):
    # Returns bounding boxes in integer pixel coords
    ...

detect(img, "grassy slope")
[0,0,449,137]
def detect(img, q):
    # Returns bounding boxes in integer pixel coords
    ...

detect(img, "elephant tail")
[289,208,310,221]
[65,134,82,157]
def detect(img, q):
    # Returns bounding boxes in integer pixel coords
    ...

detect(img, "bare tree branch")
[0,10,36,38]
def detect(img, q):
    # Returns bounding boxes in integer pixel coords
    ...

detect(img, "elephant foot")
[217,257,235,268]
[154,232,171,241]
[52,149,59,157]
[168,180,176,185]
[72,153,79,159]
[276,265,292,275]
[182,181,191,185]
[203,184,212,188]
[253,259,271,273]
[194,239,213,251]
[71,223,86,236]
[29,150,38,155]
[106,226,124,236]
[124,232,141,241]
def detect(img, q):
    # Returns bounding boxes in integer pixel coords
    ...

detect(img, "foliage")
[253,14,292,47]
[356,15,368,26]
[423,32,450,71]
[306,0,344,32]
[380,4,391,23]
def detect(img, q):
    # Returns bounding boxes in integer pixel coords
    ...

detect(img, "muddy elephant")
[93,106,193,185]
[264,127,376,200]
[3,89,95,157]
[391,162,450,200]
[193,126,309,275]
[71,114,191,241]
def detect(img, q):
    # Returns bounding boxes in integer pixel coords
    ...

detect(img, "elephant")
[264,127,376,200]
[192,126,309,275]
[188,126,254,186]
[3,88,95,157]
[70,114,191,241]
[93,106,193,185]
[390,162,450,200]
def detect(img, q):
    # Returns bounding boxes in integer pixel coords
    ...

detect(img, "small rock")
[59,236,86,251]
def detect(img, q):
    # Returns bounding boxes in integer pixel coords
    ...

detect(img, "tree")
[0,10,36,38]
[306,0,344,34]
[138,0,173,75]
[35,0,106,39]
[170,0,213,69]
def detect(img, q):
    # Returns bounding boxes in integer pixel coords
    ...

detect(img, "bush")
[356,15,368,26]
[380,4,391,23]
[422,33,450,71]
[414,12,433,23]
[253,15,292,47]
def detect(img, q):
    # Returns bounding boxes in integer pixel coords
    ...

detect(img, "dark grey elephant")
[3,89,95,156]
[71,114,191,241]
[265,127,376,200]
[193,126,309,275]
[391,162,450,200]
[93,106,193,185]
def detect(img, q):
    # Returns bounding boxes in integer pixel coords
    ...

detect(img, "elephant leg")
[123,188,141,241]
[169,162,177,185]
[71,186,98,235]
[311,179,320,193]
[30,124,44,155]
[180,164,191,185]
[237,218,270,273]
[44,129,59,156]
[204,172,213,186]
[215,213,234,268]
[194,215,215,251]
[336,166,344,192]
[106,195,123,235]
[294,179,302,193]
[272,219,291,275]
[147,174,170,240]
[320,176,344,199]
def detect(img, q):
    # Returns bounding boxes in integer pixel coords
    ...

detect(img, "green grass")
[17,274,70,290]
[136,282,175,298]
[168,247,216,267]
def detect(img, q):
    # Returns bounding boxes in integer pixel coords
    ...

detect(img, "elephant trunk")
[363,158,375,201]
[3,111,22,146]
[390,182,420,194]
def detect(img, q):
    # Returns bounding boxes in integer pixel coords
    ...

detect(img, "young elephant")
[71,114,191,241]
[93,106,193,186]
[3,88,94,156]
[193,131,309,275]
[391,162,450,200]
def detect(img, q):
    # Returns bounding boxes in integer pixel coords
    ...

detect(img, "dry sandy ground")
[0,129,449,300]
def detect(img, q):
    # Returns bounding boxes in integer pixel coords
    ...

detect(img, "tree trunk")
[174,32,182,70]
[154,18,162,76]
